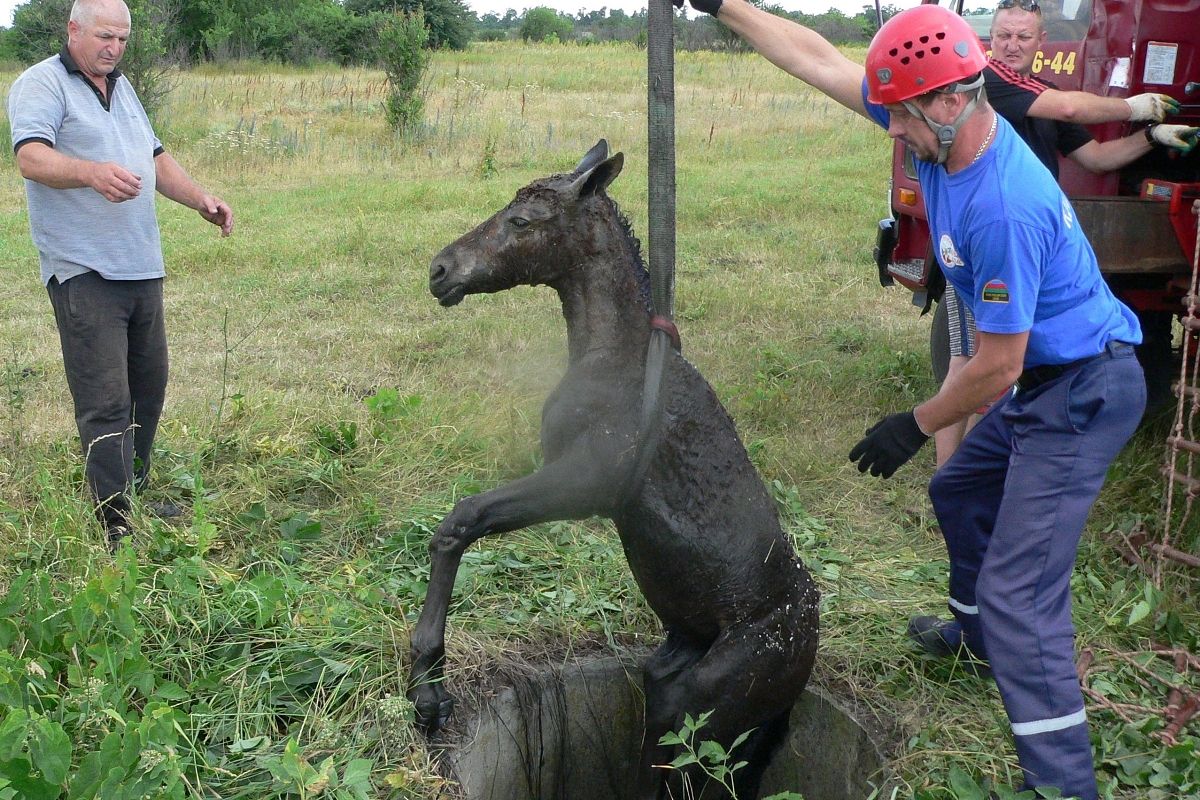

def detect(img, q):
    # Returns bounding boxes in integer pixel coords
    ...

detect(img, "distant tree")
[856,3,903,37]
[121,0,179,122]
[166,0,380,65]
[476,12,510,42]
[519,7,573,43]
[807,10,869,44]
[344,0,474,50]
[7,0,72,64]
[174,0,290,63]
[251,0,370,64]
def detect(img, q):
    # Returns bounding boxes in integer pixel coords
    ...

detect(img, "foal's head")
[429,140,627,307]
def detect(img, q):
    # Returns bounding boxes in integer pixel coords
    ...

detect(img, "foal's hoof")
[411,692,455,735]
[416,696,455,735]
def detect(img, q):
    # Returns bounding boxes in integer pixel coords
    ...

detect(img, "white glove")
[1125,93,1180,122]
[1148,124,1199,153]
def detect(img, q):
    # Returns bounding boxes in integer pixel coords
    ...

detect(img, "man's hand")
[672,0,723,16]
[1125,93,1180,122]
[1148,124,1200,153]
[198,195,234,236]
[849,411,929,479]
[87,161,142,203]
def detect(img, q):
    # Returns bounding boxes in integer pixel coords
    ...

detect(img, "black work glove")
[848,411,929,479]
[672,0,723,17]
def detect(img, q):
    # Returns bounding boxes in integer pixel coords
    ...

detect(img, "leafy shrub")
[519,7,574,44]
[6,0,71,64]
[378,9,431,134]
[0,562,189,799]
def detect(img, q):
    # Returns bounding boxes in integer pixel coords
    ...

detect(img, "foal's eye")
[509,217,530,229]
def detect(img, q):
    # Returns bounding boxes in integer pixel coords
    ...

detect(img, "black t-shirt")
[984,59,1093,180]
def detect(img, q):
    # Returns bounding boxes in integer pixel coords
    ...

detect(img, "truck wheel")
[930,298,951,384]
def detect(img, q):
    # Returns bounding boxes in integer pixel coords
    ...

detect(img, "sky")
[0,2,923,29]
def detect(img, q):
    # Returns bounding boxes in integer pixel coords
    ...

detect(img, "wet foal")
[410,140,819,800]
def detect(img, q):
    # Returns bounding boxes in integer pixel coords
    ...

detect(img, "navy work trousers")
[928,342,1144,800]
[47,272,168,528]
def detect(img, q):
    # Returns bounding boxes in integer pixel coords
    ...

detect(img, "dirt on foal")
[409,140,819,800]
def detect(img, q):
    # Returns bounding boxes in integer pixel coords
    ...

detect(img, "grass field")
[0,41,1196,800]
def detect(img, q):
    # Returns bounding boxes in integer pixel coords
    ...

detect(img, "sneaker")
[907,615,992,677]
[105,524,133,554]
[145,500,183,519]
[907,615,964,657]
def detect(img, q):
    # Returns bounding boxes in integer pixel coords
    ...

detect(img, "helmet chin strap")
[903,76,987,165]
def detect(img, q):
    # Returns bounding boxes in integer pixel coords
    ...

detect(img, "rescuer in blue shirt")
[678,2,1146,797]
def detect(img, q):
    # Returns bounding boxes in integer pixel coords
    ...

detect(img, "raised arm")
[1066,134,1151,173]
[696,0,869,118]
[1028,89,1177,126]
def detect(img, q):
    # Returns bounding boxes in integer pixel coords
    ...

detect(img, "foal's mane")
[612,197,653,313]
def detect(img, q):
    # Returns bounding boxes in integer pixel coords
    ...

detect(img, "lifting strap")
[622,0,677,507]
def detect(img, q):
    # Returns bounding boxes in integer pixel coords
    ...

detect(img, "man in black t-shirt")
[983,60,1093,180]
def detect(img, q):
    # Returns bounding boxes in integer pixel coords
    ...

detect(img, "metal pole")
[647,0,676,319]
[621,0,677,507]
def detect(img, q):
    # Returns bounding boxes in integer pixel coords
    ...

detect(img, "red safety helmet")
[865,5,988,105]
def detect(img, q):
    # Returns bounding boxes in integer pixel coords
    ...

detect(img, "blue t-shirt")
[863,84,1141,367]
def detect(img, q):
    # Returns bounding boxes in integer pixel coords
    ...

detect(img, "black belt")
[1016,341,1135,392]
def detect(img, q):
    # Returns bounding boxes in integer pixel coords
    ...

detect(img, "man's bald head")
[70,0,131,31]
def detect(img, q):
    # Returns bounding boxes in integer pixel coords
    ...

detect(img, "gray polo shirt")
[7,49,165,285]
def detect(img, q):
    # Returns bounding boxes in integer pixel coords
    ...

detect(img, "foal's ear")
[573,139,610,174]
[568,152,624,199]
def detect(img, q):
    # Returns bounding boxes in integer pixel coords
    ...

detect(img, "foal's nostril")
[430,262,447,284]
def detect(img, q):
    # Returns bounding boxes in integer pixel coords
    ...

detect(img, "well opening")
[446,656,891,800]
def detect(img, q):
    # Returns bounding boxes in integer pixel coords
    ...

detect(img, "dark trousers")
[928,342,1144,800]
[47,272,168,528]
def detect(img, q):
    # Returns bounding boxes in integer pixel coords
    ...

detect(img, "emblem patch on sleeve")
[939,234,965,269]
[982,280,1010,303]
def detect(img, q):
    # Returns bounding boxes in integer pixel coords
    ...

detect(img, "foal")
[409,140,819,800]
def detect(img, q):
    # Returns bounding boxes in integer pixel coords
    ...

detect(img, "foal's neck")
[557,211,651,365]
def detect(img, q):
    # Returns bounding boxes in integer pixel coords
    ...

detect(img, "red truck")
[874,0,1200,413]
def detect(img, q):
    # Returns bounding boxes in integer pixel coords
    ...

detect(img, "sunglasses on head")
[997,0,1041,10]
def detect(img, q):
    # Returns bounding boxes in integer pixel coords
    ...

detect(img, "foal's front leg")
[406,454,619,734]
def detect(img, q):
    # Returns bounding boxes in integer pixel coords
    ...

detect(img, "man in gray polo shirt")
[7,0,234,552]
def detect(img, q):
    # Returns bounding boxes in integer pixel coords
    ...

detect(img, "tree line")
[0,0,475,64]
[1,1,909,66]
